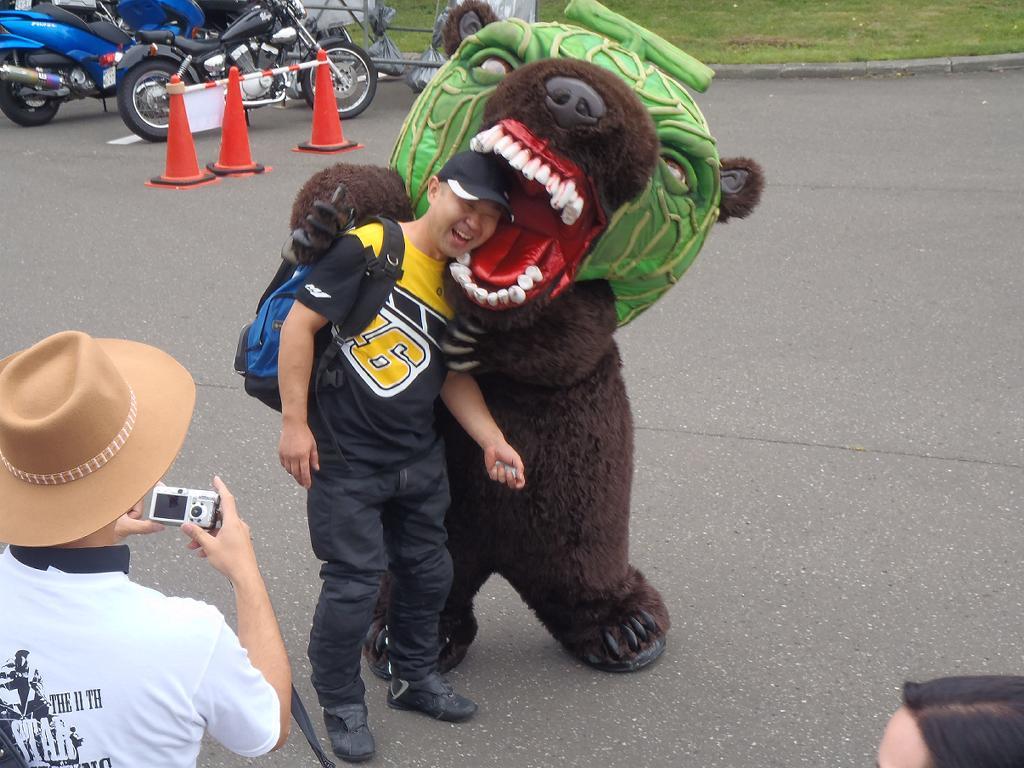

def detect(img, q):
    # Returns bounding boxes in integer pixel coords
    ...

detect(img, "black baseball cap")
[437,150,514,221]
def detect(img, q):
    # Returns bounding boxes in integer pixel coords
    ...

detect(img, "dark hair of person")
[903,676,1024,768]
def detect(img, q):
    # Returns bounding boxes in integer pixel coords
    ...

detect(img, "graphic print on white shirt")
[0,649,106,767]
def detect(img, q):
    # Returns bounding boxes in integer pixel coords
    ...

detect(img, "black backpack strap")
[335,217,405,339]
[370,216,406,281]
[312,340,350,471]
[290,684,336,768]
[309,219,406,469]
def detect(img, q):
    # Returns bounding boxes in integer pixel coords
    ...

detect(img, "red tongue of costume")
[466,119,606,300]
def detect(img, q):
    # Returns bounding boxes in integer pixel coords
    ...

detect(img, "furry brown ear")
[718,157,764,223]
[442,0,499,57]
[290,164,414,232]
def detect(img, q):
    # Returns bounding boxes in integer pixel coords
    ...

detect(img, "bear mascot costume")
[287,0,763,673]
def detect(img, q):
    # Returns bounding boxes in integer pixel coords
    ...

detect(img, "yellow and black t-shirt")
[295,222,454,474]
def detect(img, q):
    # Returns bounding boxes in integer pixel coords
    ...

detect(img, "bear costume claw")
[283,183,354,264]
[585,635,666,673]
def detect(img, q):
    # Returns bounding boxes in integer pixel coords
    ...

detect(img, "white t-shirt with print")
[0,547,280,768]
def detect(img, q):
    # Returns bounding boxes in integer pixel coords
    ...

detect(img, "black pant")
[306,440,453,709]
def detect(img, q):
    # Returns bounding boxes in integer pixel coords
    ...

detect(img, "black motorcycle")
[193,0,247,33]
[116,0,375,141]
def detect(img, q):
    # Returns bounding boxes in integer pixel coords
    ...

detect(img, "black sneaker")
[386,673,477,722]
[323,703,375,763]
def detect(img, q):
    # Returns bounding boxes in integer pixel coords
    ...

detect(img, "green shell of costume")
[390,0,722,325]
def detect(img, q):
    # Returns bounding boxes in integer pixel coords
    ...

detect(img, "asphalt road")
[1,69,1022,768]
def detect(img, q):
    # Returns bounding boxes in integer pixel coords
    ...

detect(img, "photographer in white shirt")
[0,331,290,768]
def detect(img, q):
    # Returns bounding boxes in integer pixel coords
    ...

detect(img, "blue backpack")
[234,217,405,412]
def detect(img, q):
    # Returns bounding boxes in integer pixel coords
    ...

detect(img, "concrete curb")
[711,52,1024,79]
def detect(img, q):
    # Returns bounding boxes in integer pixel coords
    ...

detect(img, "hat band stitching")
[0,389,138,486]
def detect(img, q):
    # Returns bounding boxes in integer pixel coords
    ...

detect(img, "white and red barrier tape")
[165,57,327,95]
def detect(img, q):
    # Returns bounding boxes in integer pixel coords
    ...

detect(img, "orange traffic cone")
[147,75,219,190]
[208,67,267,177]
[293,50,362,155]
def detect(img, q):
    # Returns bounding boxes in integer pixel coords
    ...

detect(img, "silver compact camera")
[148,484,221,529]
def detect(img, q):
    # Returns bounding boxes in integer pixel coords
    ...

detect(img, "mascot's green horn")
[564,0,714,93]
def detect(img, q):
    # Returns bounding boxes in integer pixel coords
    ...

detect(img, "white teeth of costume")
[499,141,522,160]
[493,135,514,154]
[456,263,559,307]
[561,195,584,226]
[477,122,594,227]
[553,181,576,209]
[482,133,587,227]
[549,181,566,209]
[509,148,531,170]
[457,264,546,307]
[459,131,593,307]
[522,157,542,180]
[470,125,504,153]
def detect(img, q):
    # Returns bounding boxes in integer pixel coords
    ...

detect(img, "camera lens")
[190,506,203,518]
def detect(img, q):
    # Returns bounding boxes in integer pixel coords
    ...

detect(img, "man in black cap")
[278,151,525,763]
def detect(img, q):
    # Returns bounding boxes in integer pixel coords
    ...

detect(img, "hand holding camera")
[179,476,262,588]
[113,498,165,543]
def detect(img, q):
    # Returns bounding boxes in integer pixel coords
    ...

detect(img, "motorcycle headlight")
[289,0,306,19]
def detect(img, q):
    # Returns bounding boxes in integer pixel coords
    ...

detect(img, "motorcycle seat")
[174,36,222,55]
[87,19,132,47]
[136,30,175,44]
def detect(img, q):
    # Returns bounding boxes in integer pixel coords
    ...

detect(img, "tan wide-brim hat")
[0,331,195,546]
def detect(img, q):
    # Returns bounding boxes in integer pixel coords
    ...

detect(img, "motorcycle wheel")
[117,58,183,143]
[301,39,376,121]
[0,57,61,127]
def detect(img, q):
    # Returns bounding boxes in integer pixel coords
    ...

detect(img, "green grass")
[348,0,1023,66]
[542,0,1024,64]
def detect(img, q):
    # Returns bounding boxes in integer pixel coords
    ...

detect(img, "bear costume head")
[393,0,763,327]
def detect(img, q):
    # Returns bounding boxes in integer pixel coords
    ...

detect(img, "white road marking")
[108,134,143,145]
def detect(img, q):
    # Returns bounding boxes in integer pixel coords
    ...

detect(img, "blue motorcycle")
[0,0,206,126]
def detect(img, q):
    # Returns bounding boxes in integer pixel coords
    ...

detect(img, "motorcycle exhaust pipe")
[0,63,64,90]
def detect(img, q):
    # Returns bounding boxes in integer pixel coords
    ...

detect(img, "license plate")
[102,66,116,89]
[14,0,32,9]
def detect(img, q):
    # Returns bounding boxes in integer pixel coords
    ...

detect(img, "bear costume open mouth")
[448,118,607,309]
